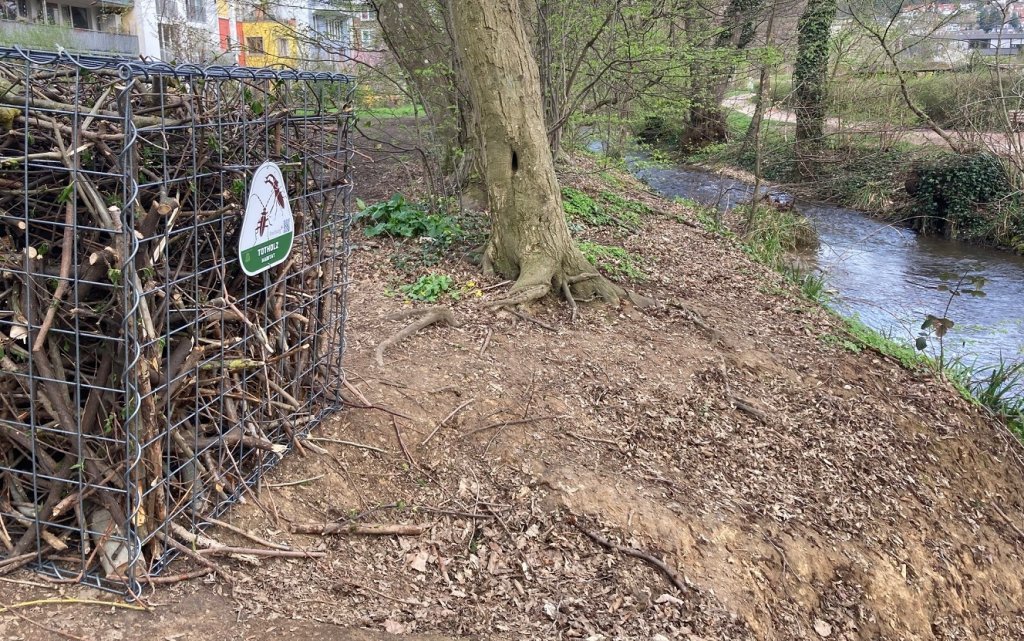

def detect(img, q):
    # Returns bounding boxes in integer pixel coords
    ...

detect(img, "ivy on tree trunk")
[793,0,837,171]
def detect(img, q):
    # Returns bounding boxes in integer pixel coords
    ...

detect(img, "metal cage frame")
[0,47,353,593]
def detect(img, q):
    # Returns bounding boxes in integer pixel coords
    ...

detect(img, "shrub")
[908,153,1011,239]
[354,194,461,243]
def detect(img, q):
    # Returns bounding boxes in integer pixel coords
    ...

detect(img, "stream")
[609,147,1024,386]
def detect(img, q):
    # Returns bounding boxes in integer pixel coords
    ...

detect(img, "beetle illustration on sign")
[239,161,295,276]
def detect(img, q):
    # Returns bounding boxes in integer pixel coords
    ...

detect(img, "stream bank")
[601,144,1024,398]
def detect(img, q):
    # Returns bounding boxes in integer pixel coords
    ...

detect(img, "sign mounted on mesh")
[239,161,295,275]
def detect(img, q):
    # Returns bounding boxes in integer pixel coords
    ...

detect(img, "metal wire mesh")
[0,47,353,593]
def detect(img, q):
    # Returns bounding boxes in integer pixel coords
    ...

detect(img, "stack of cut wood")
[0,55,350,583]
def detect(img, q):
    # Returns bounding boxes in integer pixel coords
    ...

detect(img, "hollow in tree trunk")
[451,0,622,306]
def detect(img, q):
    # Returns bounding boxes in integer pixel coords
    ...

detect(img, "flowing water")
[612,149,1024,384]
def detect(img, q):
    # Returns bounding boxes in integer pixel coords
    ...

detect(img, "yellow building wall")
[239,21,300,68]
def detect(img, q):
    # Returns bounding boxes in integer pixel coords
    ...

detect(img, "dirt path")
[723,93,1024,155]
[2,134,1024,640]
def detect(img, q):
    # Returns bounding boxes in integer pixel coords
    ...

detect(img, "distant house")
[0,0,377,70]
[950,29,1024,56]
[139,0,222,61]
[0,0,138,56]
[902,2,960,17]
[236,1,303,68]
[305,0,383,70]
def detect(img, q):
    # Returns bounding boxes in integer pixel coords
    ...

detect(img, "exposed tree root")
[484,283,551,309]
[483,244,660,318]
[375,307,459,367]
[626,289,661,310]
[509,308,558,332]
[561,281,578,323]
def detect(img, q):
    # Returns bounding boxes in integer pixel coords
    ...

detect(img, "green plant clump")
[578,241,646,280]
[562,187,607,225]
[841,316,929,371]
[562,187,649,228]
[355,194,461,243]
[909,153,1011,240]
[738,204,818,268]
[399,273,453,302]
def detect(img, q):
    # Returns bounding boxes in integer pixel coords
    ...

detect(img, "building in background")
[216,0,244,64]
[312,0,382,68]
[0,0,139,55]
[235,0,306,68]
[308,0,352,69]
[136,0,221,61]
[0,0,383,70]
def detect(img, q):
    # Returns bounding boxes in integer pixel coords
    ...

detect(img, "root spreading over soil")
[2,142,1024,641]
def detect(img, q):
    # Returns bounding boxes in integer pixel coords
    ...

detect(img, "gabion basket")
[0,47,353,593]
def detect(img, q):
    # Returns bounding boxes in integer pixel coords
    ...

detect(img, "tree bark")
[743,0,777,151]
[793,0,838,174]
[451,0,621,305]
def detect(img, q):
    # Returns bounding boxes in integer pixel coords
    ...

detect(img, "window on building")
[325,18,343,40]
[97,12,122,33]
[246,36,265,54]
[43,2,79,26]
[276,38,288,57]
[156,0,180,20]
[360,10,371,21]
[360,29,373,48]
[0,0,28,22]
[159,22,183,57]
[185,0,206,23]
[70,6,89,29]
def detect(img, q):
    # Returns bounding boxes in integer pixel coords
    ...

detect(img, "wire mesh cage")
[0,48,353,592]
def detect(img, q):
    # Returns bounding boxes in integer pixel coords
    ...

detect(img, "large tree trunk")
[451,0,621,306]
[793,0,838,175]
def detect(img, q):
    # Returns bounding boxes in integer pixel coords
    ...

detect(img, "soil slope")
[1,134,1023,641]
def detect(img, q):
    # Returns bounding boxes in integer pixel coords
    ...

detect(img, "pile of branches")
[0,57,349,582]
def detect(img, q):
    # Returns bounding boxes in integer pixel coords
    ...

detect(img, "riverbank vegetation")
[679,190,1024,436]
[332,0,1024,420]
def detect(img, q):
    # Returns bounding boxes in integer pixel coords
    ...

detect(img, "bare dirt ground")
[2,123,1024,640]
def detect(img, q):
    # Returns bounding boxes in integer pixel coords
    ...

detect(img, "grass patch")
[725,110,752,136]
[840,316,929,370]
[578,241,646,281]
[948,357,1024,436]
[359,103,419,119]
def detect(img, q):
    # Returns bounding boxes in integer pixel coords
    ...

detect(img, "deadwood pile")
[0,57,348,581]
